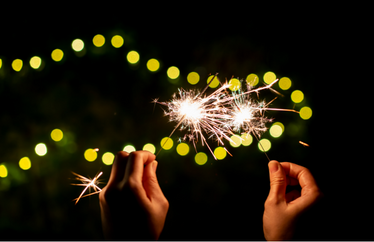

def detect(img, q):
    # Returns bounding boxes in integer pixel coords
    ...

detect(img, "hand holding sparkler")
[263,161,323,241]
[99,151,169,240]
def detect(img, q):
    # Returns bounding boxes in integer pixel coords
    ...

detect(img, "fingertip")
[268,160,280,174]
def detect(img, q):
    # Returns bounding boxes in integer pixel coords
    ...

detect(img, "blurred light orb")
[241,133,253,146]
[0,59,2,69]
[93,34,105,47]
[195,152,208,165]
[19,157,31,170]
[246,73,259,86]
[72,39,84,52]
[123,145,136,153]
[300,106,312,120]
[147,58,160,72]
[214,147,227,160]
[229,78,241,91]
[30,56,42,69]
[35,143,47,156]
[258,139,271,152]
[51,128,63,142]
[263,71,276,84]
[111,35,124,48]
[84,148,97,162]
[127,51,140,64]
[102,152,115,165]
[51,49,64,62]
[143,143,156,154]
[160,137,173,150]
[167,66,180,79]
[187,72,200,85]
[270,123,284,138]
[229,134,242,148]
[12,59,23,72]
[207,75,220,88]
[0,164,7,178]
[176,143,189,156]
[279,77,292,90]
[291,90,304,103]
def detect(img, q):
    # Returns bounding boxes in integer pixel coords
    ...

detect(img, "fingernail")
[268,161,279,174]
[152,161,158,172]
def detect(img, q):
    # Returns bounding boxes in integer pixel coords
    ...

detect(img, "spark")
[299,141,310,147]
[71,171,103,204]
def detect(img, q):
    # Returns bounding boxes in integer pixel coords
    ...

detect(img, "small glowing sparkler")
[71,171,103,204]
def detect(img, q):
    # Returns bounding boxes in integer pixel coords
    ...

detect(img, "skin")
[263,160,323,241]
[99,151,169,240]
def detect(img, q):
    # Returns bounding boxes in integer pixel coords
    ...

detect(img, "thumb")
[143,161,164,201]
[267,160,287,202]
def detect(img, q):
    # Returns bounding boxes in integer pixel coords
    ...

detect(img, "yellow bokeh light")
[93,34,105,47]
[72,39,84,52]
[51,49,64,62]
[30,56,42,69]
[167,66,180,79]
[279,77,292,90]
[0,59,2,69]
[111,35,124,48]
[300,106,312,120]
[187,72,200,85]
[35,143,47,156]
[123,145,136,153]
[246,73,259,86]
[0,164,7,178]
[127,51,140,64]
[102,152,115,165]
[12,59,23,72]
[263,71,276,84]
[51,128,63,142]
[229,134,242,148]
[147,58,160,72]
[143,143,156,154]
[195,152,208,165]
[241,133,253,146]
[291,90,304,103]
[229,78,241,91]
[258,139,271,152]
[160,137,173,150]
[207,75,220,88]
[19,157,31,170]
[176,143,189,156]
[84,148,97,162]
[214,147,227,160]
[270,123,283,138]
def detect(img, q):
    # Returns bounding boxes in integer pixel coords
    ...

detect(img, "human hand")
[99,151,169,240]
[263,160,322,241]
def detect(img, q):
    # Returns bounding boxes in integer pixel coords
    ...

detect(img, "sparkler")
[71,171,103,204]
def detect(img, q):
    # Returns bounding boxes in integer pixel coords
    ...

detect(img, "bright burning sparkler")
[71,171,103,204]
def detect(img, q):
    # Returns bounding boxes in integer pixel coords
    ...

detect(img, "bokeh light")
[299,106,312,120]
[51,128,63,142]
[258,138,271,152]
[111,35,124,48]
[29,56,42,69]
[84,148,97,162]
[93,34,105,47]
[35,143,47,156]
[0,164,7,178]
[0,59,2,69]
[241,133,253,146]
[291,90,304,103]
[19,157,31,170]
[228,78,241,91]
[102,152,115,165]
[147,58,160,72]
[263,71,276,84]
[279,77,292,90]
[207,75,220,88]
[51,49,64,62]
[229,134,242,148]
[187,72,200,85]
[12,59,23,72]
[72,39,84,52]
[160,137,173,150]
[214,147,227,160]
[127,51,140,64]
[246,73,259,86]
[167,66,180,79]
[143,143,156,154]
[195,152,208,165]
[123,145,136,153]
[176,143,189,156]
[269,122,284,138]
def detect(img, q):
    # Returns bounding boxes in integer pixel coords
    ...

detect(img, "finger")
[143,160,165,201]
[280,162,318,190]
[123,151,156,184]
[267,160,287,203]
[107,151,130,185]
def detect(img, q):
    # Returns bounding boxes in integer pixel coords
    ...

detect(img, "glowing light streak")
[71,171,103,204]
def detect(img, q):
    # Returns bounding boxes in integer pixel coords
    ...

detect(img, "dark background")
[0,6,368,240]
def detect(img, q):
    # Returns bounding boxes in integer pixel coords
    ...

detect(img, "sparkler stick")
[71,171,103,204]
